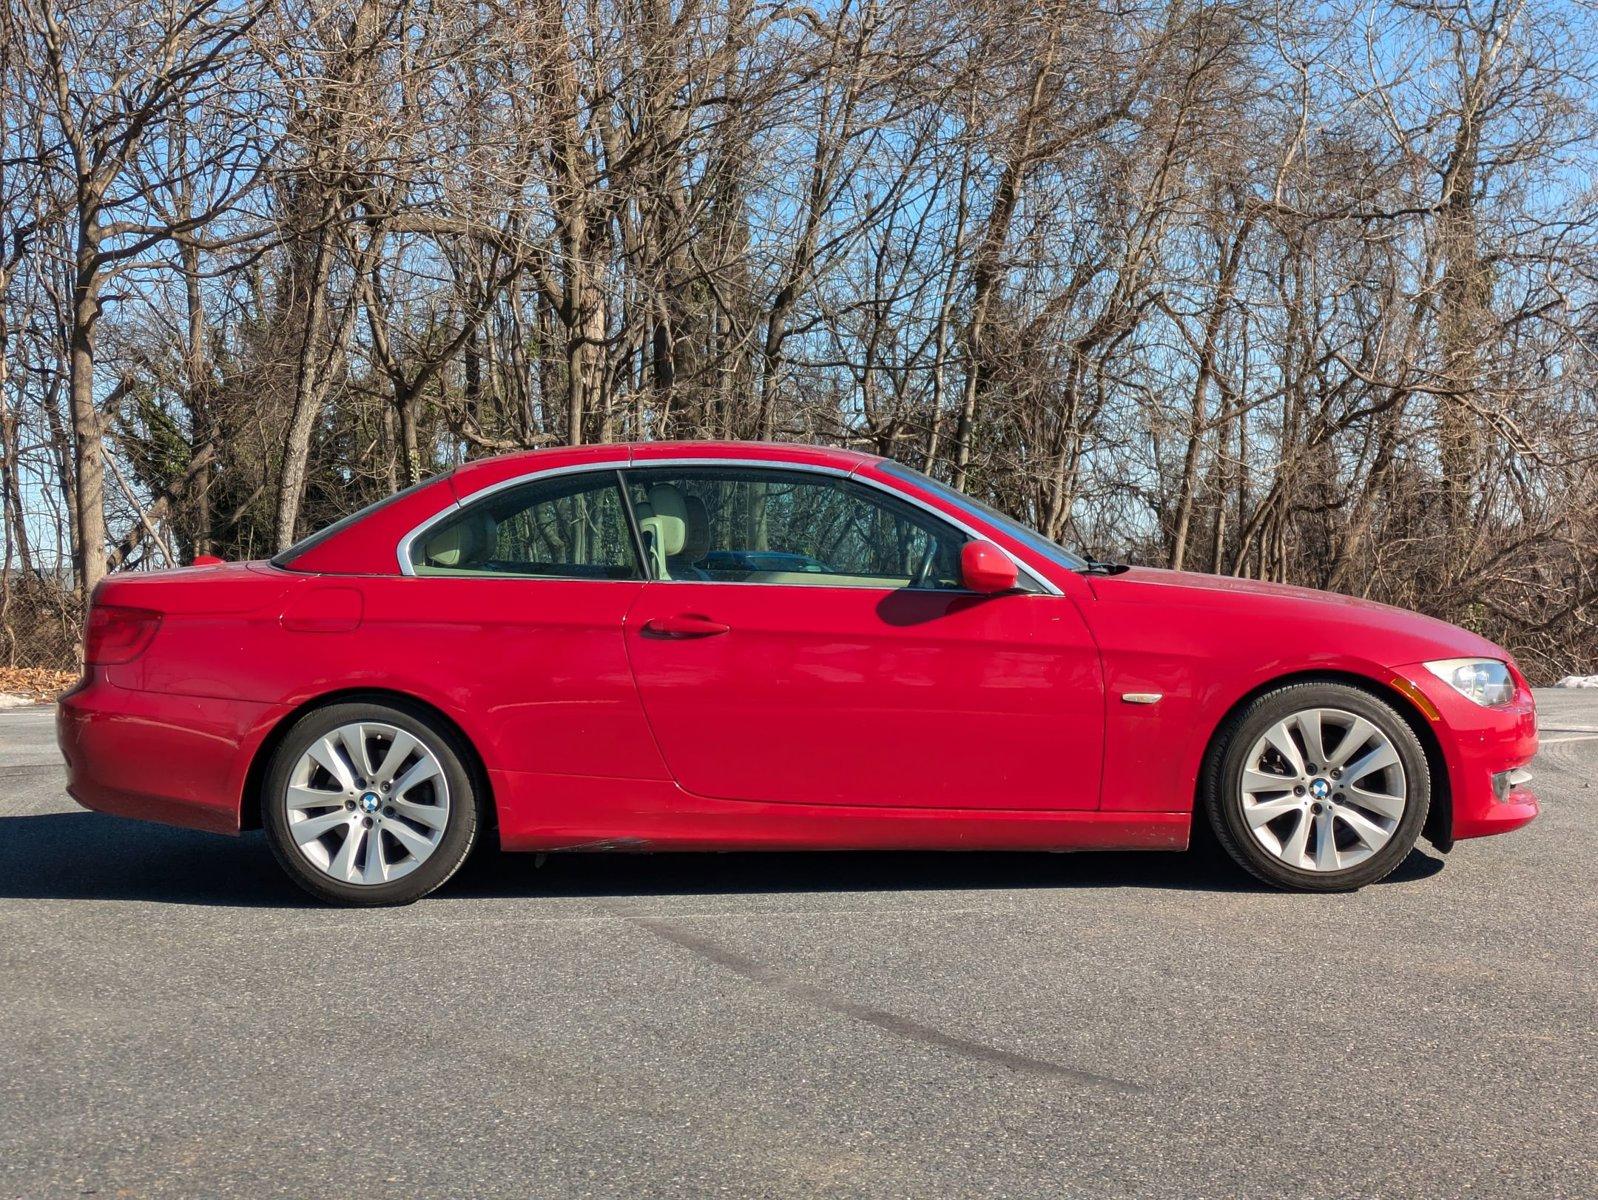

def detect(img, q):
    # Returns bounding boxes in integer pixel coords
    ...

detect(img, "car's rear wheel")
[1202,682,1430,891]
[263,701,481,906]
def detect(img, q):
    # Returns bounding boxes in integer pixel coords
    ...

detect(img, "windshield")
[877,462,1089,572]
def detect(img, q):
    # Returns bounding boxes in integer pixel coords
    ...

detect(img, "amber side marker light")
[1390,674,1441,721]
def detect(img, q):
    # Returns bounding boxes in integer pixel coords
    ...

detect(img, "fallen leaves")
[0,666,80,702]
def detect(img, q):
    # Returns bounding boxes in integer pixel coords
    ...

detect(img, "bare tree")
[1,0,1595,678]
[11,0,266,588]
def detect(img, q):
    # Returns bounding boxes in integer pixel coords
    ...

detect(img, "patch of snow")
[1554,675,1598,688]
[0,692,34,707]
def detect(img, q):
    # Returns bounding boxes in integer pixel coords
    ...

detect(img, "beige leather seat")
[670,496,711,578]
[417,509,498,571]
[636,483,688,579]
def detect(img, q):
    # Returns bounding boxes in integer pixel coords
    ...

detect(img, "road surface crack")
[630,915,1140,1094]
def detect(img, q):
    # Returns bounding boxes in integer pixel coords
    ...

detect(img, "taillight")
[84,605,162,665]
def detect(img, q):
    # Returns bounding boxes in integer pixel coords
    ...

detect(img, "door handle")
[641,613,730,638]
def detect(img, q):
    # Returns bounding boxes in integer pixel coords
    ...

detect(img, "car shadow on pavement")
[448,839,1447,900]
[0,810,1446,907]
[0,812,308,907]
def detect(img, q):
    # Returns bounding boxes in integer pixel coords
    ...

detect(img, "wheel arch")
[240,688,498,838]
[1191,668,1452,852]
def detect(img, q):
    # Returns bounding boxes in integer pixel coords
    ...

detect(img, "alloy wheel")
[283,721,450,885]
[1237,706,1407,873]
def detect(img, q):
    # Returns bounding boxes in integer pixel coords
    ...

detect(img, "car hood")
[1084,566,1506,664]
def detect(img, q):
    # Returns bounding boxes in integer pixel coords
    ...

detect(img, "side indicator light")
[1390,675,1441,721]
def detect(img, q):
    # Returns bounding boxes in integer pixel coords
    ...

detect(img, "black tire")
[263,700,482,906]
[1202,681,1430,892]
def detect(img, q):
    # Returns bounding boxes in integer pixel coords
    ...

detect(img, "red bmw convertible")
[58,441,1539,904]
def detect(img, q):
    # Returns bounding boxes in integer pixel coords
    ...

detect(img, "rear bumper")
[1395,665,1539,842]
[57,674,277,835]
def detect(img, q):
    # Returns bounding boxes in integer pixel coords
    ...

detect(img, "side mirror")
[960,540,1018,594]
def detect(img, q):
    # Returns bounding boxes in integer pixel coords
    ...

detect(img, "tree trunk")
[1171,216,1250,572]
[953,44,1057,490]
[273,217,336,550]
[396,390,420,486]
[0,268,32,575]
[181,236,213,556]
[69,225,106,594]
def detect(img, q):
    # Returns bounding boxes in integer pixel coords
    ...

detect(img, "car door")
[620,464,1105,810]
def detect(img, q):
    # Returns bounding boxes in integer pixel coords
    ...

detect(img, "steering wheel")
[913,542,940,589]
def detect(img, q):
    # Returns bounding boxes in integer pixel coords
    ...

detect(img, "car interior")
[411,469,969,588]
[410,480,637,580]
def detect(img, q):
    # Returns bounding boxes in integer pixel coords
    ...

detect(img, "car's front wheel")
[1202,682,1430,891]
[263,701,482,905]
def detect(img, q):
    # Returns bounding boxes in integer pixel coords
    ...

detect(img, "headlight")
[1423,658,1517,707]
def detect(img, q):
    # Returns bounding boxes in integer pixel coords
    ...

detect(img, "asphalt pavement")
[1,692,1594,1199]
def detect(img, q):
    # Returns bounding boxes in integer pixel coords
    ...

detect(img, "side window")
[623,467,967,589]
[409,471,640,580]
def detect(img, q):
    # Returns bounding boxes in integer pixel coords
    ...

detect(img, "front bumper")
[57,673,277,835]
[1395,664,1539,842]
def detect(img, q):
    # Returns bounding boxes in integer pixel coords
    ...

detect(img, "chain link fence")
[0,572,84,697]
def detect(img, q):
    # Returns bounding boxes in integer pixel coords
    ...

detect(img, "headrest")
[643,483,687,557]
[422,509,497,567]
[678,495,710,561]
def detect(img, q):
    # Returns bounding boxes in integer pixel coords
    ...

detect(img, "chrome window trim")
[395,455,1059,595]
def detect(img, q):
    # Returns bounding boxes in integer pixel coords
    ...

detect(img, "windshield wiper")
[1079,560,1130,576]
